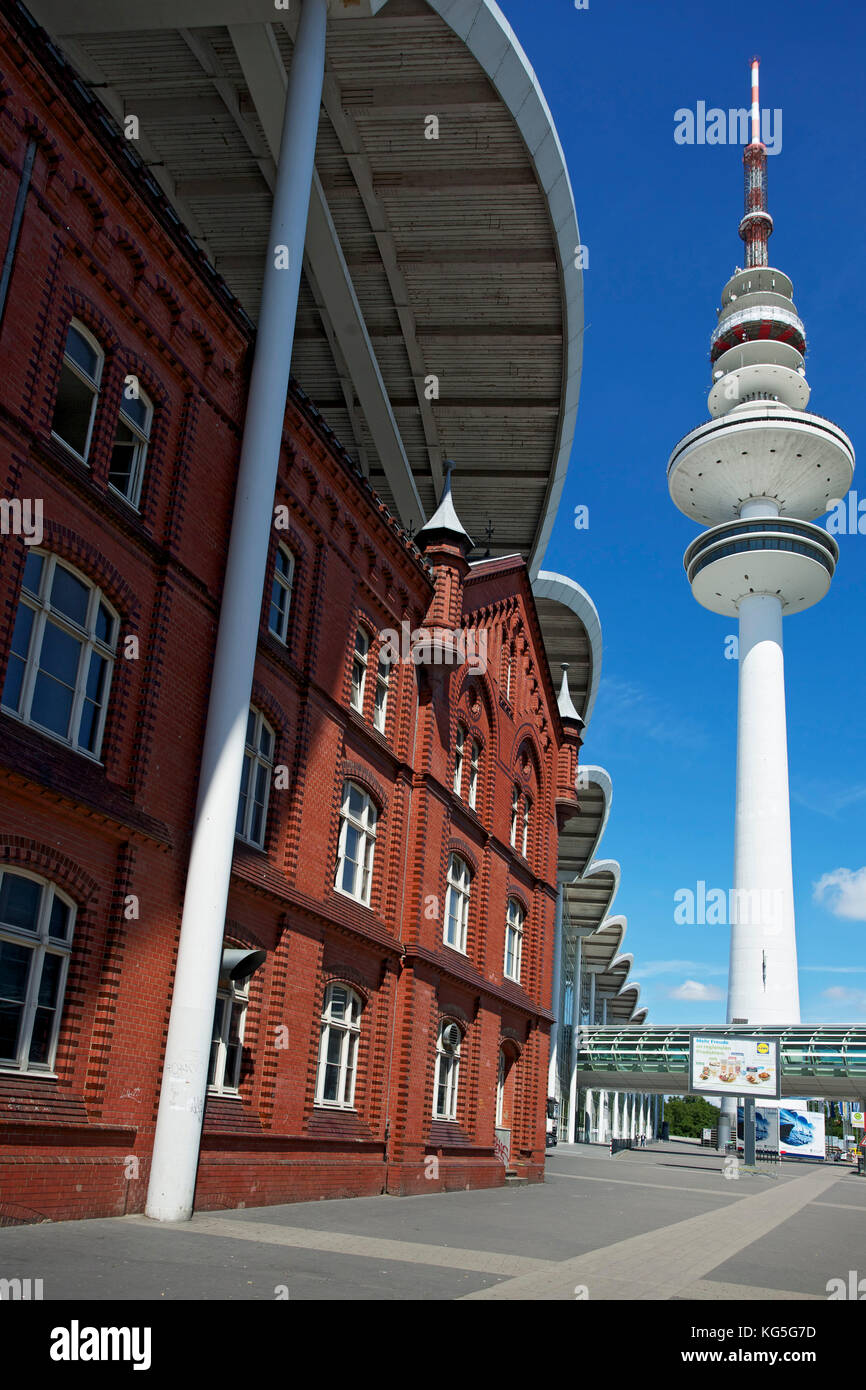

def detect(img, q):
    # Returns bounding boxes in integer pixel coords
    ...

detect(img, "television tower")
[667,60,855,1141]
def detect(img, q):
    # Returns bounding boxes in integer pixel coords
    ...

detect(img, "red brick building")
[0,3,582,1223]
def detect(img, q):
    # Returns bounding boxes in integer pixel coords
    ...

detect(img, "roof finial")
[416,458,474,553]
[557,662,583,727]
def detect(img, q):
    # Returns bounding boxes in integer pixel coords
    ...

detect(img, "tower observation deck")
[667,60,855,1144]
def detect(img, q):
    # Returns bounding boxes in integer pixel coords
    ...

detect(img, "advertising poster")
[737,1100,825,1159]
[737,1104,781,1152]
[690,1035,780,1099]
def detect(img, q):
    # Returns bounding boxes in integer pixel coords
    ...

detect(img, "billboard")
[690,1035,780,1099]
[737,1100,826,1159]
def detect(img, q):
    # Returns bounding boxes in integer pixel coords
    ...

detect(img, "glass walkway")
[578,1025,866,1099]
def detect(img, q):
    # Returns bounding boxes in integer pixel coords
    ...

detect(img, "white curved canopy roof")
[29,0,583,567]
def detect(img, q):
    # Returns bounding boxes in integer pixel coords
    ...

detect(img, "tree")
[664,1095,720,1138]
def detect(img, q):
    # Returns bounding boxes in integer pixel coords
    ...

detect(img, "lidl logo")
[757,1043,769,1054]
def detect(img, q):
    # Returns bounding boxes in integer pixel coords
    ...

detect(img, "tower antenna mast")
[740,57,773,268]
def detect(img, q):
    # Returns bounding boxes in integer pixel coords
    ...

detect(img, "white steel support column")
[567,934,582,1142]
[588,969,596,1026]
[548,881,564,1102]
[145,0,328,1224]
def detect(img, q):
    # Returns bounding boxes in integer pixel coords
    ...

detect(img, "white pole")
[567,934,582,1141]
[145,0,328,1223]
[548,882,564,1102]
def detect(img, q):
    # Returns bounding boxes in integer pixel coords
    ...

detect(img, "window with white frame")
[350,626,370,713]
[510,784,520,848]
[51,321,103,462]
[0,869,75,1073]
[504,643,513,704]
[453,723,466,795]
[467,738,481,811]
[1,551,118,759]
[504,897,525,982]
[108,387,152,508]
[268,544,294,645]
[235,707,275,849]
[208,976,248,1094]
[444,853,471,954]
[496,1048,506,1126]
[315,982,362,1108]
[335,781,377,905]
[373,650,390,733]
[522,793,532,859]
[433,1019,462,1120]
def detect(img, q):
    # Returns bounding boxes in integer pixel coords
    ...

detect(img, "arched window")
[373,650,391,733]
[433,1019,462,1120]
[0,868,75,1072]
[268,544,294,645]
[467,738,481,810]
[235,707,274,848]
[522,792,533,859]
[108,385,152,507]
[350,625,370,713]
[453,723,466,795]
[335,781,377,905]
[444,853,471,954]
[504,898,525,982]
[208,975,248,1094]
[510,784,521,847]
[315,983,362,1108]
[1,550,118,758]
[51,320,103,462]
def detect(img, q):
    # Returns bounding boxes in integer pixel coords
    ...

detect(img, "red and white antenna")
[739,56,773,267]
[749,56,762,146]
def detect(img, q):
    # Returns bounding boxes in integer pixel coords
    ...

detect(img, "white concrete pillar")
[731,591,800,1023]
[588,969,597,1026]
[567,936,582,1142]
[599,1091,608,1144]
[548,882,564,1102]
[145,0,328,1224]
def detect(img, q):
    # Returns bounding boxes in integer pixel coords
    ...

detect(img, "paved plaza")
[2,1141,863,1301]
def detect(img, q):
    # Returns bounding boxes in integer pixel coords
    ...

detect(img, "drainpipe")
[145,0,328,1223]
[0,139,37,331]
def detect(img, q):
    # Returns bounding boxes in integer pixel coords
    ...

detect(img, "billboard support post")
[744,1096,757,1165]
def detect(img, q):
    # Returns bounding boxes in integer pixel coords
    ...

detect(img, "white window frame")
[268,544,295,645]
[235,707,275,849]
[108,386,152,509]
[51,320,104,464]
[315,982,362,1109]
[453,723,466,795]
[335,781,377,906]
[510,784,520,848]
[468,738,481,811]
[505,898,524,982]
[0,868,75,1075]
[433,1021,461,1121]
[373,650,390,733]
[522,792,532,859]
[1,551,118,761]
[444,853,471,954]
[504,644,513,704]
[351,625,370,713]
[496,1048,506,1126]
[208,976,249,1095]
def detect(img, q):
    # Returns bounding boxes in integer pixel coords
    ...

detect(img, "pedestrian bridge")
[578,1025,866,1100]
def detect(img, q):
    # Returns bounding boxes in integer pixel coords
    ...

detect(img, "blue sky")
[502,0,866,1024]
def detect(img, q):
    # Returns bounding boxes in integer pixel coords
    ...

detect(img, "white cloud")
[821,986,866,1015]
[639,959,727,980]
[668,979,724,1002]
[812,867,866,921]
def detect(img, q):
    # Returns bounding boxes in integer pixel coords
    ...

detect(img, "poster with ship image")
[689,1034,781,1098]
[736,1100,826,1159]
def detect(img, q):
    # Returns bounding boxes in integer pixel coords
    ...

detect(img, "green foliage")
[664,1095,721,1138]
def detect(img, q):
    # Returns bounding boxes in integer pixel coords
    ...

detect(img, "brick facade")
[0,4,579,1223]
